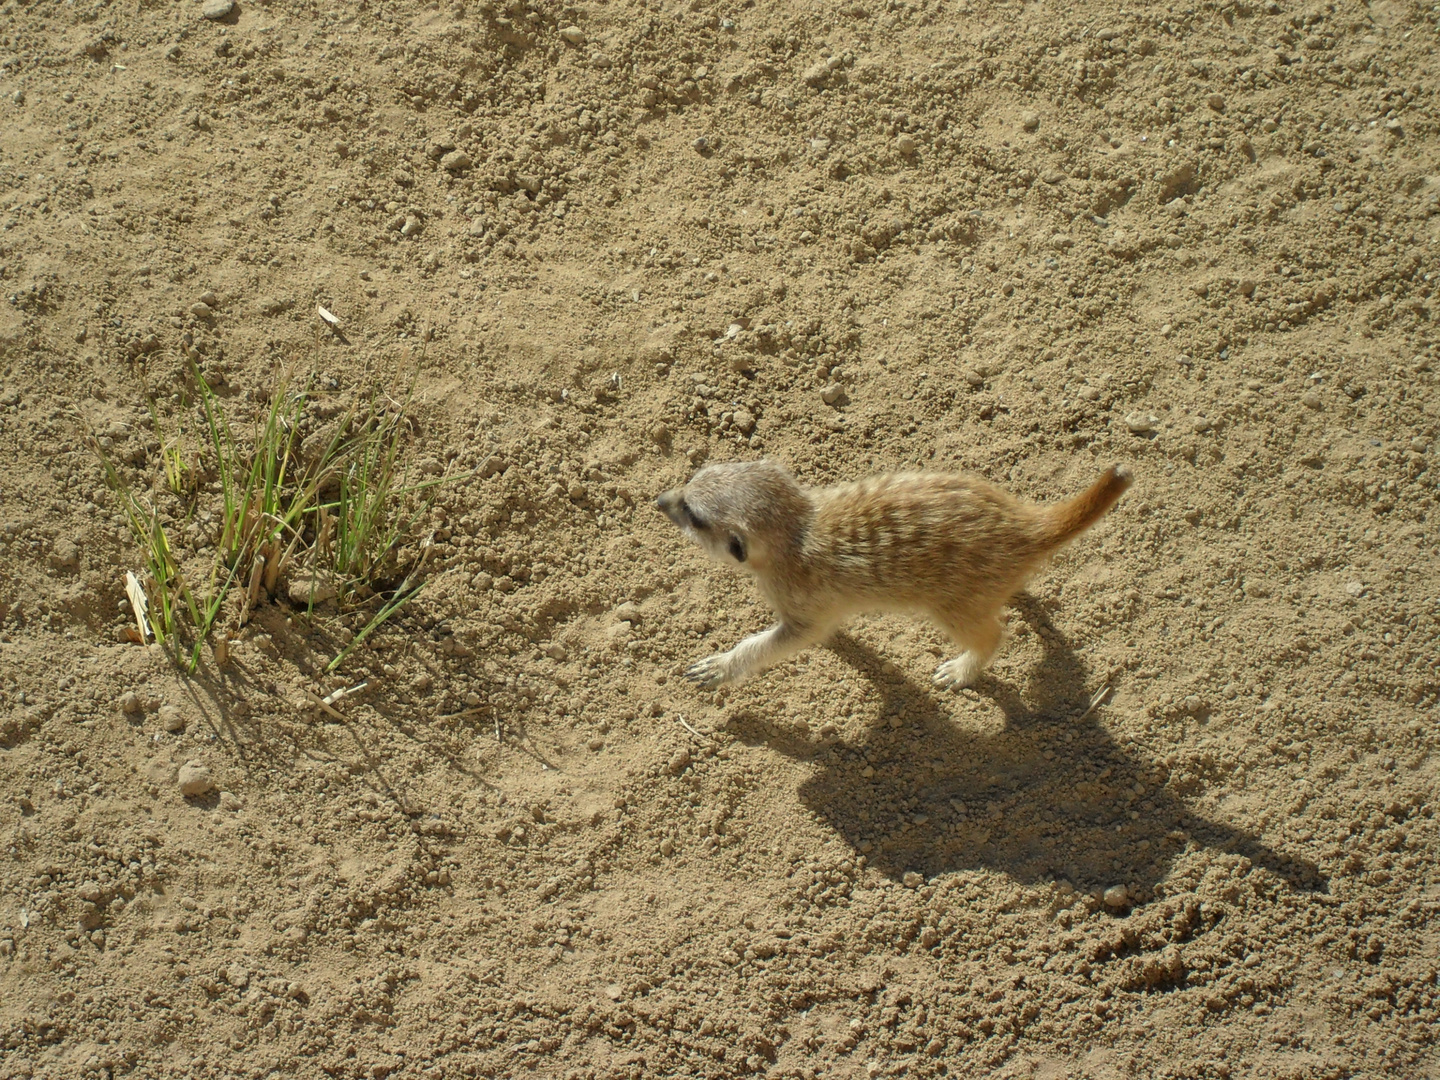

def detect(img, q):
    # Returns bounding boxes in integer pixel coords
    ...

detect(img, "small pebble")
[177,760,215,798]
[400,214,422,237]
[820,383,846,406]
[1103,884,1130,907]
[802,59,832,87]
[1020,110,1040,131]
[119,691,144,715]
[218,790,242,811]
[1206,93,1226,112]
[559,25,587,45]
[1124,412,1159,434]
[200,0,233,19]
[158,705,186,732]
[190,302,214,319]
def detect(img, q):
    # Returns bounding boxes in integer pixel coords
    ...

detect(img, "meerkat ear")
[727,534,747,563]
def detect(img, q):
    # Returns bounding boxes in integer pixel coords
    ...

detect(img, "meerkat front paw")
[933,654,983,689]
[685,653,736,687]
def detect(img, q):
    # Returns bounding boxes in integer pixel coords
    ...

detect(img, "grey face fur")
[654,468,750,568]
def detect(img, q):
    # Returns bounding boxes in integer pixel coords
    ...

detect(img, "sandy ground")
[1,0,1439,1077]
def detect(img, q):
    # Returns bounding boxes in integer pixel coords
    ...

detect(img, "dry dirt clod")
[48,538,80,570]
[158,705,185,732]
[200,0,233,19]
[118,691,144,715]
[1103,884,1131,908]
[440,150,472,173]
[288,573,338,606]
[177,761,215,798]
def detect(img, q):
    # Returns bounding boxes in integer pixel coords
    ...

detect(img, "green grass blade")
[326,579,426,674]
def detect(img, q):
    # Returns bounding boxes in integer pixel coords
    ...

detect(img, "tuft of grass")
[95,450,239,668]
[322,395,449,604]
[93,369,448,672]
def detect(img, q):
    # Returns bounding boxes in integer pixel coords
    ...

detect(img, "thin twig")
[676,713,705,739]
[323,681,368,708]
[1077,681,1114,723]
[303,690,346,722]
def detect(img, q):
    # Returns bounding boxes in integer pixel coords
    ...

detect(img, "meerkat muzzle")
[654,490,683,525]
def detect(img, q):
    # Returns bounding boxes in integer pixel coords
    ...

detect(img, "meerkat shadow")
[775,610,1327,900]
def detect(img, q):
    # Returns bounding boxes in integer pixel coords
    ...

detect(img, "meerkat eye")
[727,535,747,563]
[680,499,708,531]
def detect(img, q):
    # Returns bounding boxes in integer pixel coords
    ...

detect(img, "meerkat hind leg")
[686,620,820,688]
[932,612,1004,689]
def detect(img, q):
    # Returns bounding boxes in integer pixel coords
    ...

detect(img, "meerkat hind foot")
[933,653,986,689]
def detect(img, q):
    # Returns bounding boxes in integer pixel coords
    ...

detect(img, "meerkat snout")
[657,459,1132,689]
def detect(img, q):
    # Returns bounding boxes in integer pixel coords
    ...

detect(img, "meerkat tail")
[1037,465,1133,548]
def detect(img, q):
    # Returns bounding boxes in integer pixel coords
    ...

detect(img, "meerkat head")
[655,460,812,574]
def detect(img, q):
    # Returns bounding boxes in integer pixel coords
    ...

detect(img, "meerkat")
[655,459,1132,689]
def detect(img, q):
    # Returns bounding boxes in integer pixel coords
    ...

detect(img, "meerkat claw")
[933,657,978,689]
[685,656,730,687]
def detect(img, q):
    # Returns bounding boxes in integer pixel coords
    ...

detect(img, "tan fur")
[655,460,1133,688]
